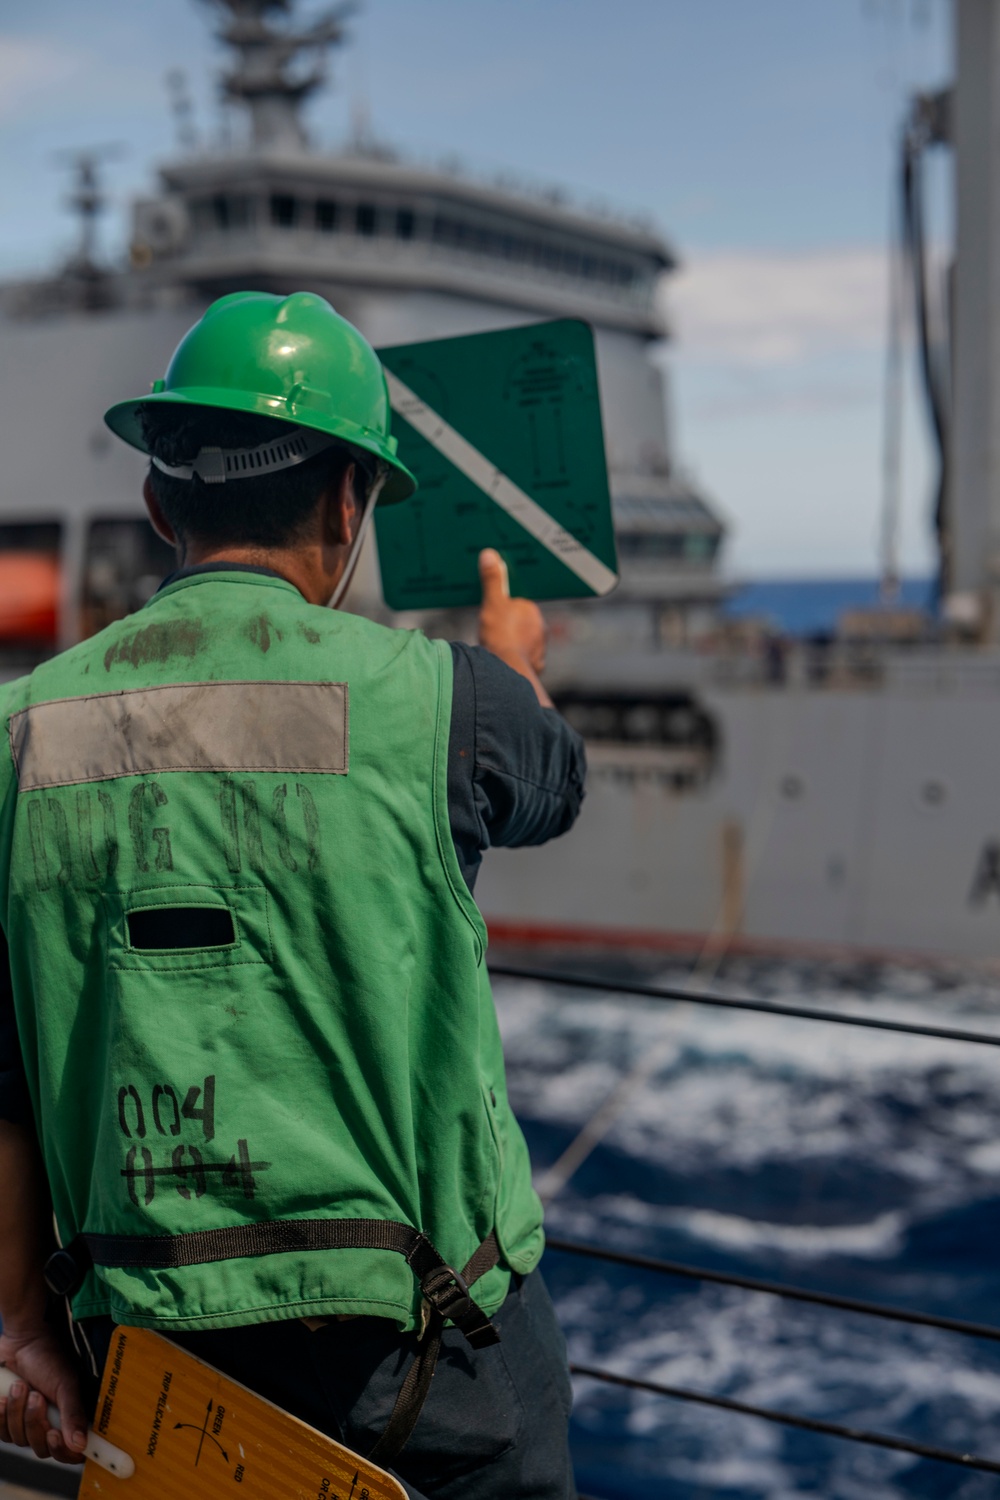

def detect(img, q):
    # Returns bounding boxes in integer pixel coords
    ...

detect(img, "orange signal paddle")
[7,1325,408,1500]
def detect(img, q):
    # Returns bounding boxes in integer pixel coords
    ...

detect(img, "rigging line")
[569,1364,1000,1476]
[903,126,947,478]
[546,1236,1000,1345]
[900,95,950,594]
[534,879,750,1201]
[487,964,1000,1050]
[880,142,907,604]
[687,698,797,989]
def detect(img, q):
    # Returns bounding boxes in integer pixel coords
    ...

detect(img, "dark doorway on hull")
[552,689,719,791]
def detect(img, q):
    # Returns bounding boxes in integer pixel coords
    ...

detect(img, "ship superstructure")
[0,0,722,656]
[6,0,1000,961]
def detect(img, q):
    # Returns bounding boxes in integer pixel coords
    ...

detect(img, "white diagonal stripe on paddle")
[385,370,617,596]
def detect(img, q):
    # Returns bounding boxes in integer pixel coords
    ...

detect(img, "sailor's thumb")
[479,548,510,602]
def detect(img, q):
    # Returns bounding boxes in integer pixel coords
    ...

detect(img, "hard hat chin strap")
[326,470,386,610]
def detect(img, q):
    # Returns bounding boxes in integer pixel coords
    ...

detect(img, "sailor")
[0,291,583,1498]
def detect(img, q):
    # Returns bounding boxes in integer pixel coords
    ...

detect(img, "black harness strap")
[459,1230,502,1288]
[368,1329,439,1468]
[368,1232,502,1469]
[47,1218,504,1468]
[74,1218,435,1271]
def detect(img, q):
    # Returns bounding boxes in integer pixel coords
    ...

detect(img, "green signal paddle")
[375,319,619,609]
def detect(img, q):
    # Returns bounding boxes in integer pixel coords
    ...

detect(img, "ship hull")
[477,679,1000,963]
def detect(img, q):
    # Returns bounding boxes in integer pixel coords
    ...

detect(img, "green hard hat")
[104,290,416,505]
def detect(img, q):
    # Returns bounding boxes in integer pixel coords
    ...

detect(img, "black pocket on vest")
[127,906,236,951]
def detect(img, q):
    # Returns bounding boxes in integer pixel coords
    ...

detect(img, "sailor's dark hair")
[139,403,368,551]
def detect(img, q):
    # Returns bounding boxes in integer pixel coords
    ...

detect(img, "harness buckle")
[420,1264,475,1324]
[419,1264,502,1349]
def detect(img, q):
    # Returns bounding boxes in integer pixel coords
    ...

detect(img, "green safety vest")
[0,571,543,1333]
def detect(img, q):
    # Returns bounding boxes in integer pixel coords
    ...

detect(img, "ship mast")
[52,145,123,310]
[201,0,353,152]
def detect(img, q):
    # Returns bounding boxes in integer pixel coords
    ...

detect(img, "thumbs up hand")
[477,550,552,706]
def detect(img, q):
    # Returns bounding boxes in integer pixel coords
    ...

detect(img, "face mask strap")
[326,469,387,611]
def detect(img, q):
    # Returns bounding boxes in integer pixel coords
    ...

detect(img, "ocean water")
[493,957,1000,1499]
[723,577,934,637]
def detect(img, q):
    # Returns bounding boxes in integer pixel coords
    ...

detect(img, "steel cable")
[546,1235,1000,1344]
[488,964,1000,1049]
[570,1364,1000,1475]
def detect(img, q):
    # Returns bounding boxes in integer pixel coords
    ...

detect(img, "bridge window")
[424,211,639,288]
[617,533,685,560]
[616,532,719,562]
[270,193,297,228]
[356,203,377,235]
[396,208,415,239]
[316,199,338,232]
[190,195,254,233]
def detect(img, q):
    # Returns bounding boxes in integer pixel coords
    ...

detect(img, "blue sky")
[0,0,953,575]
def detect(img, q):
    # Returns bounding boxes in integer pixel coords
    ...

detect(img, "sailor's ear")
[143,473,178,546]
[323,463,359,548]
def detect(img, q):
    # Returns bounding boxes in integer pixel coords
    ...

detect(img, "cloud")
[666,246,890,367]
[0,37,83,118]
[683,379,877,423]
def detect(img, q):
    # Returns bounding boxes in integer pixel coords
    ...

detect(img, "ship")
[1,0,999,965]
